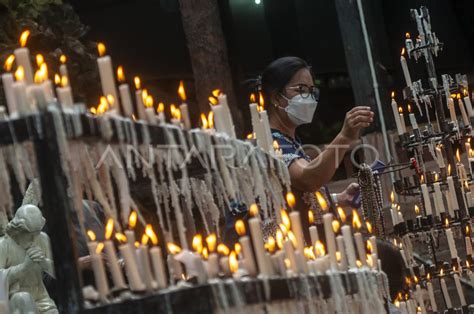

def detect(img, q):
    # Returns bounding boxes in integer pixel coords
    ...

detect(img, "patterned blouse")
[271,129,332,224]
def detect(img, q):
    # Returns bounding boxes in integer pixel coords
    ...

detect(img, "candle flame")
[128,211,138,229]
[466,225,470,236]
[60,75,68,88]
[192,234,203,254]
[288,231,297,248]
[366,254,373,268]
[366,221,373,234]
[235,219,246,236]
[258,91,264,109]
[206,233,217,252]
[19,30,30,47]
[36,54,44,67]
[337,207,346,223]
[352,210,361,230]
[96,242,105,254]
[247,133,254,140]
[398,106,403,114]
[414,205,420,215]
[249,203,259,217]
[157,102,165,114]
[201,113,208,129]
[305,246,316,260]
[145,95,154,108]
[106,94,115,107]
[390,191,395,203]
[367,240,373,253]
[286,191,296,209]
[87,230,96,242]
[456,149,461,162]
[217,244,230,256]
[457,93,461,100]
[265,236,276,253]
[3,55,15,72]
[434,172,439,182]
[234,243,241,255]
[440,268,444,276]
[212,89,221,97]
[279,224,288,237]
[315,240,326,257]
[250,93,256,103]
[117,66,125,82]
[401,47,405,56]
[54,74,61,85]
[467,260,470,268]
[445,217,449,227]
[178,80,186,101]
[209,96,218,106]
[134,76,141,90]
[448,164,452,176]
[115,233,127,243]
[273,140,280,150]
[470,148,474,158]
[284,258,291,269]
[308,210,314,224]
[281,209,291,230]
[276,230,284,250]
[105,218,114,240]
[229,251,238,273]
[145,224,158,245]
[167,242,182,255]
[97,42,106,57]
[141,89,148,104]
[141,234,149,245]
[208,111,214,128]
[315,191,328,211]
[332,219,340,233]
[59,54,67,64]
[202,247,209,260]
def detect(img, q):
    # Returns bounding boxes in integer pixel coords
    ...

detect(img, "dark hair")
[376,239,407,300]
[260,56,310,108]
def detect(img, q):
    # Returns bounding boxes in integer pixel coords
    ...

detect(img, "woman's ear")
[271,92,285,108]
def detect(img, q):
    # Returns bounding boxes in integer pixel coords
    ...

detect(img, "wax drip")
[93,144,118,219]
[190,178,210,234]
[0,150,13,217]
[109,145,131,225]
[148,153,167,234]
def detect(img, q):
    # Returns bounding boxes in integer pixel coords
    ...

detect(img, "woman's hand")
[339,106,374,143]
[337,182,360,206]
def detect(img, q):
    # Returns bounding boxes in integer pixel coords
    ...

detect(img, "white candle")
[354,232,366,266]
[283,240,298,273]
[341,225,357,269]
[459,97,470,126]
[435,147,445,169]
[453,273,466,306]
[97,44,120,108]
[135,89,146,121]
[12,80,29,115]
[207,253,219,278]
[447,176,459,213]
[336,235,347,270]
[59,64,68,78]
[179,103,191,130]
[466,236,473,256]
[56,86,74,108]
[289,212,305,253]
[239,236,257,276]
[260,110,275,154]
[104,240,127,289]
[145,108,157,124]
[464,94,474,117]
[90,251,109,303]
[409,113,418,130]
[415,284,426,314]
[2,73,17,116]
[433,182,444,217]
[421,184,433,216]
[137,245,155,292]
[125,230,136,248]
[119,243,145,291]
[427,281,437,312]
[440,276,452,308]
[391,95,404,135]
[248,217,272,275]
[448,98,457,125]
[309,226,319,246]
[217,94,236,138]
[400,53,412,87]
[399,111,407,133]
[119,84,134,117]
[249,103,269,151]
[323,213,337,269]
[445,228,458,259]
[369,236,377,255]
[220,257,231,276]
[211,104,226,134]
[149,246,167,289]
[14,48,34,84]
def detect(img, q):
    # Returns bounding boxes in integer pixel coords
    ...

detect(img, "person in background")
[261,56,374,241]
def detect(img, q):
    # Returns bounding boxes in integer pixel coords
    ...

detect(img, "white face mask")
[279,93,318,126]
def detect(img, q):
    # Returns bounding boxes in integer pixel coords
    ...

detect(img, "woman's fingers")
[348,114,373,126]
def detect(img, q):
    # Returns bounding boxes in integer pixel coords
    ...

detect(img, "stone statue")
[0,204,58,313]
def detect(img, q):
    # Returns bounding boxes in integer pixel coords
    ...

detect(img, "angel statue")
[0,204,58,313]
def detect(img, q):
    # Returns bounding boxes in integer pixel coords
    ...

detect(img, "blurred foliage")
[0,0,100,108]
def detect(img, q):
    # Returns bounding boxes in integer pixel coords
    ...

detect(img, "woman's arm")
[289,106,373,192]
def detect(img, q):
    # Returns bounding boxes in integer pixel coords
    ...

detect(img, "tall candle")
[104,240,127,290]
[400,51,412,87]
[12,79,29,115]
[97,43,120,109]
[323,213,337,269]
[56,77,74,108]
[433,182,444,217]
[435,147,445,169]
[134,77,146,120]
[421,184,433,216]
[415,284,426,314]
[336,235,347,270]
[119,243,145,291]
[459,97,470,126]
[116,66,133,117]
[453,273,466,306]
[260,110,275,154]
[409,112,418,130]
[440,276,452,308]
[178,81,191,129]
[391,94,404,135]
[354,232,366,266]
[14,31,34,84]
[445,228,458,259]
[446,176,459,214]
[248,216,272,275]
[309,226,319,246]
[464,93,474,117]
[283,239,298,273]
[289,212,305,253]
[466,236,473,257]
[1,73,17,116]
[448,98,457,126]
[399,110,407,134]
[207,253,219,278]
[427,281,437,312]
[237,228,257,276]
[137,244,155,292]
[90,248,109,303]
[217,94,236,138]
[249,102,269,151]
[149,246,167,289]
[341,226,357,269]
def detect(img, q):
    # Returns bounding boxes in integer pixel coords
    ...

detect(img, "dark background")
[69,0,474,143]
